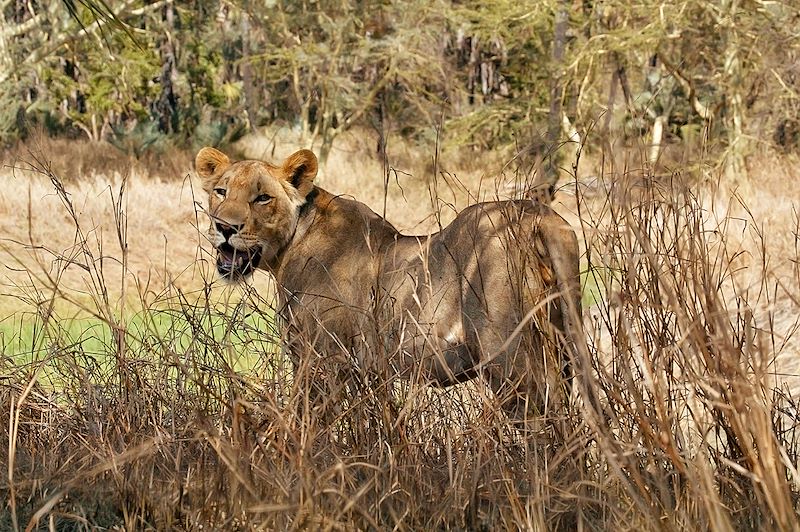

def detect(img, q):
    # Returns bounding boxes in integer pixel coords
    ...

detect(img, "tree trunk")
[468,35,479,106]
[542,0,569,187]
[649,115,666,165]
[721,0,747,183]
[240,11,257,132]
[155,2,178,134]
[0,13,14,87]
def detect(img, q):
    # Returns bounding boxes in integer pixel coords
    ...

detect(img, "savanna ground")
[2,128,800,530]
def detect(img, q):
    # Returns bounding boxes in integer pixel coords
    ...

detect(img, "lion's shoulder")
[276,188,398,283]
[308,188,400,241]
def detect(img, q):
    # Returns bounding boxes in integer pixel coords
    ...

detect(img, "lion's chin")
[216,243,262,280]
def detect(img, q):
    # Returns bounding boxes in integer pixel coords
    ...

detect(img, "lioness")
[195,147,582,424]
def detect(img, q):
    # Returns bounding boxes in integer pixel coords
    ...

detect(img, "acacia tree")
[561,0,800,179]
[440,0,588,186]
[443,1,554,149]
[0,0,250,147]
[3,0,800,180]
[0,0,170,141]
[654,0,799,182]
[235,0,450,163]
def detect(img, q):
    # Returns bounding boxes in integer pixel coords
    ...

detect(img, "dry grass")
[1,135,192,184]
[1,131,799,530]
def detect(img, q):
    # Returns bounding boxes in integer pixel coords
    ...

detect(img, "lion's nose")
[216,221,243,241]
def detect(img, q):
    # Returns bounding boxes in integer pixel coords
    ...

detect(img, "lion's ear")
[281,149,318,198]
[195,147,231,183]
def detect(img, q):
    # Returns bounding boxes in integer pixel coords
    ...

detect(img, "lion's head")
[195,147,318,279]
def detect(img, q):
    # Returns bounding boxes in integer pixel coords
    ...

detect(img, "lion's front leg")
[280,308,341,430]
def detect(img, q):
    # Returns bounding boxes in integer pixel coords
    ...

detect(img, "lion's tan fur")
[196,147,582,422]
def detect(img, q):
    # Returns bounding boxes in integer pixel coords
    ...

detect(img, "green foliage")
[108,120,165,157]
[2,0,799,167]
[18,20,159,141]
[192,119,248,151]
[3,304,274,383]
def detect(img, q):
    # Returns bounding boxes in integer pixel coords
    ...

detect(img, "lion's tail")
[538,209,603,416]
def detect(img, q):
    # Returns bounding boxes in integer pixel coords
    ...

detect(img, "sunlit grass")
[2,138,799,530]
[1,296,278,390]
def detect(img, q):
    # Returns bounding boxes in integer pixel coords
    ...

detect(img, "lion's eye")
[214,188,227,198]
[254,194,272,204]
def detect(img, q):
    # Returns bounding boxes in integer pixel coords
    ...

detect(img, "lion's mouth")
[216,243,262,279]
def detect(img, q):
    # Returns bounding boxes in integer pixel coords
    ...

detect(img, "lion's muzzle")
[216,242,262,279]
[213,222,262,279]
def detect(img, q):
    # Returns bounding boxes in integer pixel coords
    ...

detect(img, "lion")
[195,146,582,426]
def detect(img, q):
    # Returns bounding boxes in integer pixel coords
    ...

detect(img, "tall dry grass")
[1,135,799,530]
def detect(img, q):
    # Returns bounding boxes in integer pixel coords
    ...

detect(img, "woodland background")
[3,1,800,530]
[2,0,799,181]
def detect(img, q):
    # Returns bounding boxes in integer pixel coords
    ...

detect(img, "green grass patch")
[0,298,279,391]
[581,263,618,308]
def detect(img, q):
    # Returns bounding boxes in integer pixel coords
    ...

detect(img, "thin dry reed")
[1,147,799,530]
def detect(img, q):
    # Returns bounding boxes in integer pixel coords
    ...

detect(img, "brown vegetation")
[4,1,800,527]
[1,130,799,529]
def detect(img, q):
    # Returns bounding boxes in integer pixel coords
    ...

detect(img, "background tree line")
[1,0,799,181]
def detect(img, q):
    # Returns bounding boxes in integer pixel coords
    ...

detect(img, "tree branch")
[660,53,712,120]
[1,0,165,86]
[336,62,396,135]
[3,14,45,38]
